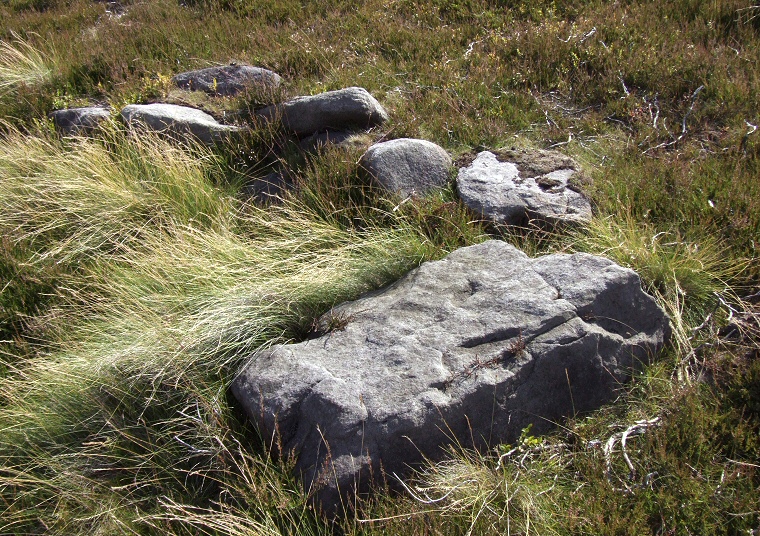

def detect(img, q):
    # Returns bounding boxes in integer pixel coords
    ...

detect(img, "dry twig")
[603,417,661,491]
[643,86,704,153]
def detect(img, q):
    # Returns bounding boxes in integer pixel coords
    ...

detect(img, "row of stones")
[50,63,592,227]
[50,64,670,515]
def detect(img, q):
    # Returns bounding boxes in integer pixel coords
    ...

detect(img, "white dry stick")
[644,85,705,154]
[580,27,597,43]
[547,132,573,149]
[742,120,758,154]
[604,433,618,478]
[173,435,212,455]
[395,473,478,505]
[464,40,482,58]
[737,5,760,24]
[714,291,740,323]
[690,310,715,339]
[680,85,705,135]
[651,96,660,129]
[604,417,661,488]
[618,72,630,97]
[392,194,413,212]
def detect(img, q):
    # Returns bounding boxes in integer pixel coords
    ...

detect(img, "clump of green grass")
[0,33,55,96]
[399,432,566,535]
[0,127,460,533]
[0,123,236,265]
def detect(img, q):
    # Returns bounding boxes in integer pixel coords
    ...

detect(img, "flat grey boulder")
[50,106,111,136]
[232,240,670,514]
[120,103,243,145]
[457,149,592,227]
[257,87,388,137]
[359,138,452,196]
[172,64,281,97]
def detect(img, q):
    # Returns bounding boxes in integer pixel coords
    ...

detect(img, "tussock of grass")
[0,125,235,265]
[0,129,443,534]
[402,440,565,535]
[0,33,55,95]
[569,213,748,384]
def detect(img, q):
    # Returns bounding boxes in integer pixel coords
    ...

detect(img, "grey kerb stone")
[50,106,111,136]
[120,103,243,145]
[172,64,281,97]
[256,87,388,137]
[232,240,671,514]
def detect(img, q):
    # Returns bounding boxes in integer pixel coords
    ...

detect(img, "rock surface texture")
[50,106,111,135]
[121,103,242,144]
[232,240,670,514]
[172,64,281,96]
[257,87,388,137]
[457,149,592,226]
[359,138,452,196]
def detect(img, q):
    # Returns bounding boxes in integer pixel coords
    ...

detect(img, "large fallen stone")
[359,138,452,196]
[232,240,670,514]
[172,64,281,97]
[257,87,388,137]
[121,103,243,145]
[50,106,111,136]
[457,149,592,227]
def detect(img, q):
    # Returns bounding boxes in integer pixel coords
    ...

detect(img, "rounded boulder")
[360,138,452,197]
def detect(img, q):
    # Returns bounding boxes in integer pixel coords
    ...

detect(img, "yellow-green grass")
[0,32,55,96]
[0,124,487,533]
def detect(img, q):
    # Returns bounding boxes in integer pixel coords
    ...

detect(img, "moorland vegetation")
[1,0,759,534]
